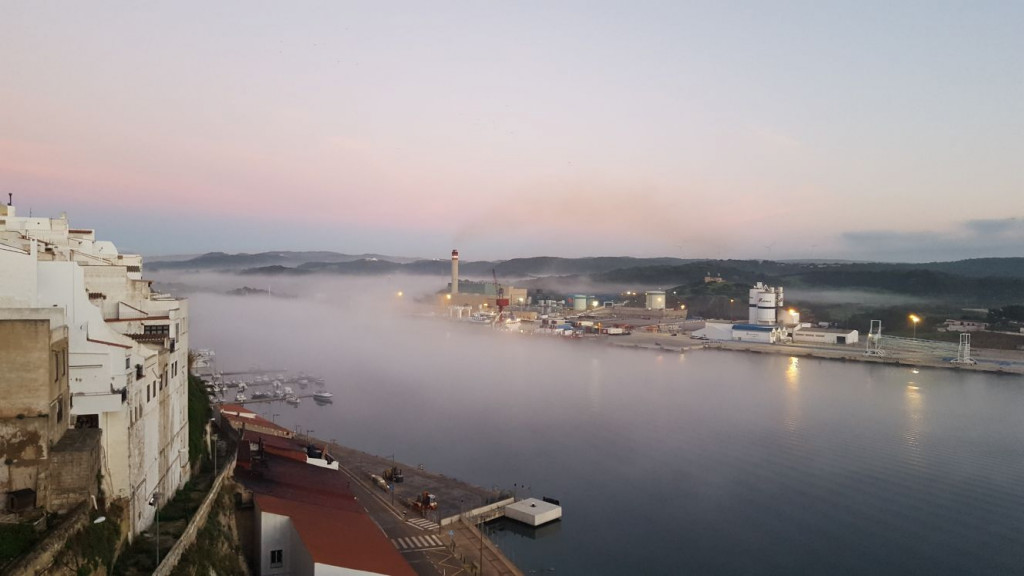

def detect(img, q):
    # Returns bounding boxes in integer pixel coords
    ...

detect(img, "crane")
[492,269,510,325]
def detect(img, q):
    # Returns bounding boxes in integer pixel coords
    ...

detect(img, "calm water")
[191,289,1024,575]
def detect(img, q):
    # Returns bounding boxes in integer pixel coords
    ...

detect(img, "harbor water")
[189,286,1024,575]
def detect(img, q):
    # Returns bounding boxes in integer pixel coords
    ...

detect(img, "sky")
[1,1,1021,262]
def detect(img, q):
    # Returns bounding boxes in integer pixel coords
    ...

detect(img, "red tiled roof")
[241,431,308,463]
[238,456,415,576]
[219,404,293,437]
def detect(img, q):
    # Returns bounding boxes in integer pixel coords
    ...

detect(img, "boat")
[285,395,300,406]
[235,392,246,402]
[313,391,334,402]
[251,390,269,399]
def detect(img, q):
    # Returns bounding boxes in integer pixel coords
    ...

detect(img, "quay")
[603,330,1024,375]
[319,439,527,576]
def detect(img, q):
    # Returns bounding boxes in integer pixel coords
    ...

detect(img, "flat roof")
[507,497,561,517]
[732,324,776,332]
[797,327,858,334]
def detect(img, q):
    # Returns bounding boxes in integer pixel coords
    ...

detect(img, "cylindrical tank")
[756,292,777,324]
[573,294,588,311]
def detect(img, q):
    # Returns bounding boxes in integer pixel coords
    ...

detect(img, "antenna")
[6,193,11,206]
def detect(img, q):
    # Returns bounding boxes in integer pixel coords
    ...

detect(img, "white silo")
[572,294,588,312]
[748,282,783,325]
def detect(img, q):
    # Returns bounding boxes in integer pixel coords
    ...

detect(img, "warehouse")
[792,327,859,345]
[731,323,782,344]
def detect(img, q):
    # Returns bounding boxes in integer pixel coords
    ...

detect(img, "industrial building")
[792,327,859,345]
[731,324,784,344]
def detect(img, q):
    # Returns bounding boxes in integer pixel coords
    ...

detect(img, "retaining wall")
[152,453,237,576]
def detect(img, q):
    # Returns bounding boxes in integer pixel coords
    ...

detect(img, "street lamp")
[730,299,735,321]
[909,314,921,339]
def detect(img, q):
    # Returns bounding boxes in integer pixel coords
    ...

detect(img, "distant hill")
[147,251,420,271]
[158,251,1024,305]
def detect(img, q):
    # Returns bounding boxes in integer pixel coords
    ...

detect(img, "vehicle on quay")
[411,491,438,512]
[383,466,403,484]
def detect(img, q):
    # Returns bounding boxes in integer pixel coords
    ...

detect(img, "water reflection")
[904,381,924,461]
[784,357,801,438]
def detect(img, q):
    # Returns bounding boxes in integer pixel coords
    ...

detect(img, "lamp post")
[909,314,920,339]
[730,299,735,321]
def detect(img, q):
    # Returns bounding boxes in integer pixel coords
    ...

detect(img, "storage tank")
[749,282,783,325]
[572,294,588,311]
[645,291,666,310]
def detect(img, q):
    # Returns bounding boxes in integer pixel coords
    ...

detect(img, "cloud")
[840,217,1024,262]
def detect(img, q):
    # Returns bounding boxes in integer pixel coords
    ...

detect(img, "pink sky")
[2,2,1021,261]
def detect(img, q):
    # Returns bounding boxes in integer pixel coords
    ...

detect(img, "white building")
[731,323,782,344]
[941,319,988,332]
[792,327,859,345]
[0,203,189,536]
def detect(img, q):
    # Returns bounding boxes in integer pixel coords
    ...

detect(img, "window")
[270,549,283,568]
[144,324,169,335]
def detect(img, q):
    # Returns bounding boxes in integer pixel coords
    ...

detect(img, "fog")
[150,271,617,480]
[785,288,935,306]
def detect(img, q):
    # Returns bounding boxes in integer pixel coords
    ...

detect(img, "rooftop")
[797,327,858,334]
[237,455,415,575]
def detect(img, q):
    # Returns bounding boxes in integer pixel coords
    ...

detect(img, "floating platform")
[504,497,562,527]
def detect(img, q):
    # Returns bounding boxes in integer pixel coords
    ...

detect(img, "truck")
[411,491,438,512]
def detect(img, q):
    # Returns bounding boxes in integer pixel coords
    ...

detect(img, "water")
[190,289,1024,575]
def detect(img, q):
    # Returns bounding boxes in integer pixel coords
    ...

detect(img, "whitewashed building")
[731,323,782,344]
[0,202,189,536]
[792,327,859,345]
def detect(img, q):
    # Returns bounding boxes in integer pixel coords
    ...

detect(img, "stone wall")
[152,452,237,576]
[47,429,101,514]
[2,502,91,576]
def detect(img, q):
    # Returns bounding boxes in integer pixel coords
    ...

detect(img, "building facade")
[0,203,188,535]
